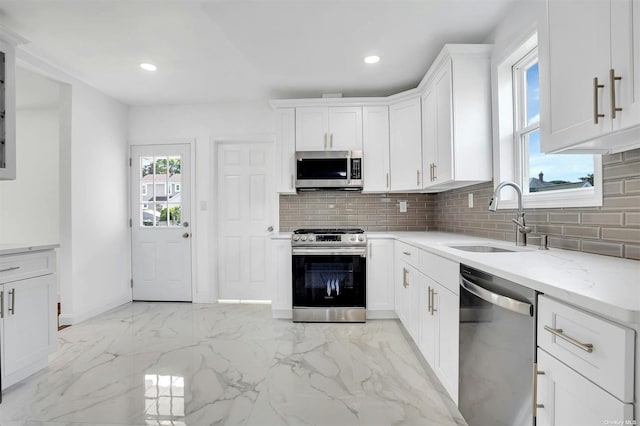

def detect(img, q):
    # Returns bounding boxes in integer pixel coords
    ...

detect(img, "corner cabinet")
[539,0,640,153]
[389,97,423,191]
[269,238,292,319]
[0,37,16,180]
[1,249,58,390]
[295,107,363,151]
[421,45,492,191]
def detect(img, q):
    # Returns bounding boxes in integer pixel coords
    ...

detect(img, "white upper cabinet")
[295,106,363,151]
[421,45,492,191]
[275,108,296,194]
[539,0,640,153]
[362,106,391,192]
[389,96,423,191]
[0,36,16,181]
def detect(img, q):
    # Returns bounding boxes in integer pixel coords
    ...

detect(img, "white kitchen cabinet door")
[611,0,640,133]
[389,97,422,191]
[295,107,362,151]
[362,106,391,192]
[395,259,409,326]
[275,108,296,194]
[328,107,363,151]
[433,284,459,404]
[0,38,16,180]
[421,87,438,188]
[536,349,633,426]
[433,64,453,185]
[2,274,57,389]
[269,239,292,318]
[366,239,395,316]
[539,0,640,153]
[295,107,329,151]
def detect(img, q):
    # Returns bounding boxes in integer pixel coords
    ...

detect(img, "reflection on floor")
[0,302,466,426]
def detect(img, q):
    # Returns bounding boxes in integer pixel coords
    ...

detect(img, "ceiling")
[0,0,517,106]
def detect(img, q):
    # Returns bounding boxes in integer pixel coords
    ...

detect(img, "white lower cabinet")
[366,239,395,317]
[395,259,420,341]
[1,250,57,390]
[536,349,633,426]
[269,238,292,318]
[536,295,635,425]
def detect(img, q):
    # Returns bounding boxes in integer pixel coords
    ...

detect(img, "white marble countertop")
[387,232,640,324]
[271,230,640,323]
[0,243,59,256]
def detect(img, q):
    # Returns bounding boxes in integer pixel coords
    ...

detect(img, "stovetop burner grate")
[293,228,365,235]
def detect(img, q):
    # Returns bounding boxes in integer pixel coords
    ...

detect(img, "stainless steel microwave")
[295,150,363,190]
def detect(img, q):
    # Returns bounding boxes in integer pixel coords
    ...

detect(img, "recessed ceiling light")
[364,55,380,64]
[140,63,157,72]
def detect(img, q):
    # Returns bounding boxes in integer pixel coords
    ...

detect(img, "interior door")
[217,142,274,301]
[131,144,192,301]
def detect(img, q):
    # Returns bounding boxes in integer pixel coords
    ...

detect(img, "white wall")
[128,102,275,302]
[16,51,130,325]
[0,108,59,244]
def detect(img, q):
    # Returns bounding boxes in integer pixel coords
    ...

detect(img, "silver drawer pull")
[544,325,593,353]
[0,266,20,273]
[402,251,411,256]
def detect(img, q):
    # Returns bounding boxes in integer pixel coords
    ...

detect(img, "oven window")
[297,158,348,180]
[292,255,365,307]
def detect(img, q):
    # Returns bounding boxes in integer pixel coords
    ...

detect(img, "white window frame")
[492,32,602,209]
[141,183,148,196]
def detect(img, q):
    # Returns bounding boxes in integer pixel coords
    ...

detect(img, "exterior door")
[217,142,274,301]
[131,144,192,301]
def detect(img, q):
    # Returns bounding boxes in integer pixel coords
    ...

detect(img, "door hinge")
[129,157,132,167]
[130,279,133,288]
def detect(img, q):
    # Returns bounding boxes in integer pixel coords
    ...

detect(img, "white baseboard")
[366,310,398,320]
[59,294,131,325]
[272,309,292,319]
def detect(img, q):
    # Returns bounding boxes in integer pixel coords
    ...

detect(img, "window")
[139,156,183,227]
[493,34,602,208]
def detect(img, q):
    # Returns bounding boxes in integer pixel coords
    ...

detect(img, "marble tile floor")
[0,302,466,426]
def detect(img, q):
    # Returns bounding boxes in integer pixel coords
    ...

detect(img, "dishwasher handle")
[461,276,533,317]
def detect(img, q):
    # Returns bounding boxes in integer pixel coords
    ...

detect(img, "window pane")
[167,204,181,226]
[141,203,154,227]
[156,203,168,227]
[154,157,168,175]
[526,62,539,126]
[526,129,594,193]
[141,157,153,178]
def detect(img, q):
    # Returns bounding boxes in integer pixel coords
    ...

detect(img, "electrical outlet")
[399,200,408,213]
[468,193,474,208]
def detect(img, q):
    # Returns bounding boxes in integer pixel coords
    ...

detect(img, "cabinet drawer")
[395,241,419,269]
[0,250,55,284]
[418,250,459,294]
[538,296,635,402]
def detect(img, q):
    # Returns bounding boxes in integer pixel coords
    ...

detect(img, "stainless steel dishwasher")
[459,264,537,426]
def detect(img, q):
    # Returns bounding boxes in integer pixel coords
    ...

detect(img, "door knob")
[267,226,274,232]
[182,232,190,238]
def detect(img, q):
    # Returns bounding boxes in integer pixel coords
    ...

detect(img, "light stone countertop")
[0,243,59,256]
[272,230,640,323]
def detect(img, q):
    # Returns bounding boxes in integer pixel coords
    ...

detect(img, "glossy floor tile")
[0,302,465,426]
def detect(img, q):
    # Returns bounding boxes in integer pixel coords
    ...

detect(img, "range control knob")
[301,235,307,241]
[358,235,365,242]
[292,235,300,241]
[308,236,315,242]
[350,236,356,241]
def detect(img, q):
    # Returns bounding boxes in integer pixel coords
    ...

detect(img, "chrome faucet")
[489,181,531,246]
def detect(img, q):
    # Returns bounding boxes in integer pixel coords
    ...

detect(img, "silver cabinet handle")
[593,77,605,124]
[8,288,15,315]
[416,170,420,186]
[324,133,328,149]
[386,173,389,189]
[543,325,594,353]
[533,363,545,416]
[0,290,4,319]
[290,174,294,189]
[427,286,432,313]
[431,288,437,316]
[0,266,20,273]
[402,267,409,288]
[610,69,622,119]
[429,163,433,181]
[461,276,533,316]
[433,164,437,181]
[330,133,333,148]
[402,251,411,256]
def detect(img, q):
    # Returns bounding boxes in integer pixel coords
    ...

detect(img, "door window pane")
[138,155,183,227]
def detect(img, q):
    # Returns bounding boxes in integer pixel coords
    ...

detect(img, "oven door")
[292,247,366,310]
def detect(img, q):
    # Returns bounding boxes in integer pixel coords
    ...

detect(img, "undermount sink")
[448,245,516,253]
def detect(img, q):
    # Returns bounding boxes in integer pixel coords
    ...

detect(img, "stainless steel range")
[291,228,367,322]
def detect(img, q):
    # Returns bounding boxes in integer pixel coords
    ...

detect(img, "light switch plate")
[399,200,408,213]
[468,193,474,208]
